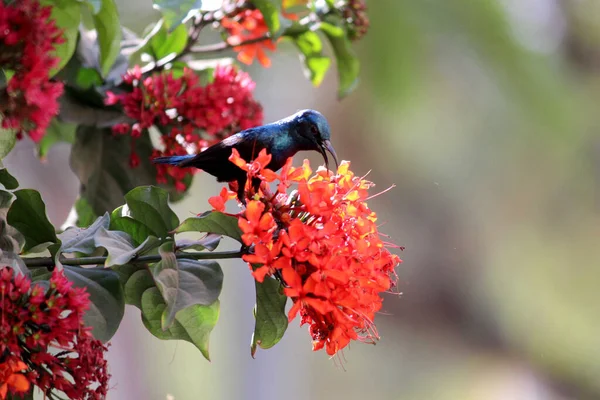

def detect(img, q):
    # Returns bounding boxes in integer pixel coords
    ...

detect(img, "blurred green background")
[5,0,600,399]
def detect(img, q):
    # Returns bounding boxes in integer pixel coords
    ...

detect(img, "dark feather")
[151,110,337,202]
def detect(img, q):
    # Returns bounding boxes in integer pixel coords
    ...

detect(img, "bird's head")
[287,109,339,171]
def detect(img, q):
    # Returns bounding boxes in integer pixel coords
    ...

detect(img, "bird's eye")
[310,125,319,135]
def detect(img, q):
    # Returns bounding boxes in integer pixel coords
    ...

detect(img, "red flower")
[214,153,402,357]
[0,0,65,142]
[106,65,263,191]
[0,267,110,399]
[221,9,276,67]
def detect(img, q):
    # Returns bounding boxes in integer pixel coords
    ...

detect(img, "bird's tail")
[152,155,195,167]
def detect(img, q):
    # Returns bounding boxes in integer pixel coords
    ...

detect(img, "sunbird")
[152,109,339,201]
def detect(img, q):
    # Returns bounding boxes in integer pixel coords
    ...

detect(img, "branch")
[141,13,209,74]
[189,35,272,53]
[23,250,244,268]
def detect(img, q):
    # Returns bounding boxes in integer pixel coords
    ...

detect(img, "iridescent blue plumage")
[152,109,338,201]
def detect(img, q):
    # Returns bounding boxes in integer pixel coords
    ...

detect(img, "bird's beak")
[319,140,339,171]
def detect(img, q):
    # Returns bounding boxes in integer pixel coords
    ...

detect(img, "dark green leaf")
[75,67,104,89]
[0,129,16,160]
[320,22,360,99]
[0,169,18,190]
[33,265,126,341]
[153,0,204,29]
[150,242,223,329]
[94,227,160,267]
[37,119,77,159]
[63,266,124,342]
[7,389,33,400]
[92,0,122,77]
[7,189,58,253]
[120,267,154,308]
[124,186,179,239]
[110,206,156,246]
[141,287,219,360]
[150,22,188,60]
[74,197,98,227]
[41,0,81,76]
[70,126,157,216]
[251,275,288,357]
[292,31,331,86]
[175,211,242,243]
[58,212,110,254]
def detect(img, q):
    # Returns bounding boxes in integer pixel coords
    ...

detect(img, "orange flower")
[221,9,277,67]
[0,360,29,399]
[208,187,237,212]
[216,151,403,357]
[238,200,278,245]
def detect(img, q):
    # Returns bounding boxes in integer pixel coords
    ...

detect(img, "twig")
[23,250,243,268]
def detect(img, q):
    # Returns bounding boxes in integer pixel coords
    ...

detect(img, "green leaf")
[150,242,223,329]
[41,0,81,76]
[292,31,331,86]
[175,211,242,243]
[70,126,157,216]
[251,275,288,357]
[110,206,156,246]
[254,0,292,37]
[124,186,179,239]
[63,266,125,342]
[153,0,204,30]
[57,212,110,254]
[320,22,360,99]
[0,129,16,160]
[120,267,154,308]
[37,119,77,159]
[141,288,219,360]
[7,189,58,253]
[32,265,126,342]
[75,67,104,89]
[150,22,188,60]
[94,227,160,267]
[254,0,280,35]
[0,169,18,190]
[92,0,122,77]
[74,197,98,228]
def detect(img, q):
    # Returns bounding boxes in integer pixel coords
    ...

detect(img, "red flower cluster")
[0,267,110,400]
[222,9,276,67]
[209,150,402,356]
[106,64,263,191]
[0,0,64,142]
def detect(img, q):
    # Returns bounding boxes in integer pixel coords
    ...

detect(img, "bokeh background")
[5,0,600,399]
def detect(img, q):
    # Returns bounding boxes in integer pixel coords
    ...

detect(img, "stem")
[23,250,243,268]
